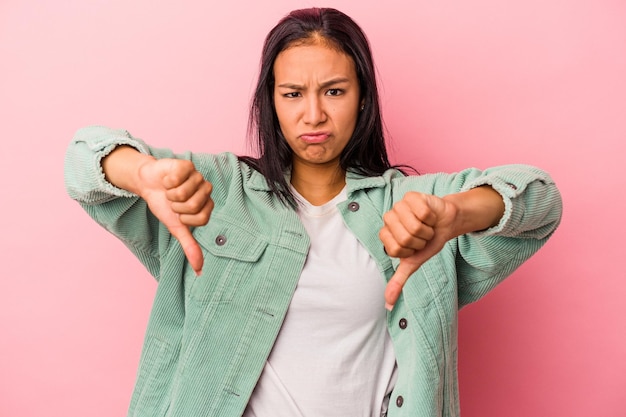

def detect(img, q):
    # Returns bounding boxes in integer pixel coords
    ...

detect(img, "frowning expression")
[273,43,361,170]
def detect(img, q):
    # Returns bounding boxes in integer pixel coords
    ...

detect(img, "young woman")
[64,7,562,417]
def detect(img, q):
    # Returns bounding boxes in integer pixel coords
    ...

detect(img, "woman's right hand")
[102,146,213,275]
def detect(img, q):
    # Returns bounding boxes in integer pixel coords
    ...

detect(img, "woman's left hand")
[379,192,459,310]
[380,186,505,310]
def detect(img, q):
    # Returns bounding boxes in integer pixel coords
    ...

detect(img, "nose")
[302,96,327,126]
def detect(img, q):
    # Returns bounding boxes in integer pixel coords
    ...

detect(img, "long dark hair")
[240,7,397,206]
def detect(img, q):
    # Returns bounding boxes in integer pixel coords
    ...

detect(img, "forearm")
[444,185,505,236]
[455,177,561,306]
[101,145,156,195]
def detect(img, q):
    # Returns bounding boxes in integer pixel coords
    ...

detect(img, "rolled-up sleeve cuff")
[459,164,554,237]
[65,126,151,203]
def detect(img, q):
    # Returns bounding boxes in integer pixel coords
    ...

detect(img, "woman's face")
[273,42,361,170]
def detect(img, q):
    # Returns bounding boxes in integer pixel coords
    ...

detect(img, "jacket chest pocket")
[189,221,268,304]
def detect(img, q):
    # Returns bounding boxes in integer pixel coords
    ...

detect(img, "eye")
[283,92,301,98]
[326,88,343,96]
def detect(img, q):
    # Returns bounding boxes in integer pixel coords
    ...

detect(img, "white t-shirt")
[244,187,397,417]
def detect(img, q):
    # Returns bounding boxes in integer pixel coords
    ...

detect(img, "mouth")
[299,131,331,144]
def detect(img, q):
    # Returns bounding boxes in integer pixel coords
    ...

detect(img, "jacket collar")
[245,168,273,191]
[345,170,387,192]
[245,166,388,193]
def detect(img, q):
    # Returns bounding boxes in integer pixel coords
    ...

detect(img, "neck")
[290,162,346,206]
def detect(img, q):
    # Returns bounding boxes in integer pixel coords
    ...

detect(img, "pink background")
[1,0,624,416]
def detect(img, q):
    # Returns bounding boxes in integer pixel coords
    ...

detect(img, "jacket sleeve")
[63,126,183,279]
[422,165,562,308]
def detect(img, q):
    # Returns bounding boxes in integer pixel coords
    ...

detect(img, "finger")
[379,209,434,258]
[178,199,214,227]
[404,192,438,227]
[379,226,417,258]
[384,257,426,310]
[162,160,196,190]
[384,207,435,251]
[385,231,452,310]
[170,183,213,215]
[169,223,204,275]
[165,172,207,203]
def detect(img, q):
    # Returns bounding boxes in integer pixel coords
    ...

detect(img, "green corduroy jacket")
[64,126,562,417]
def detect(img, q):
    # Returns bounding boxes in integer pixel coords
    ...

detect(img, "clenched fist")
[103,146,213,275]
[380,186,505,310]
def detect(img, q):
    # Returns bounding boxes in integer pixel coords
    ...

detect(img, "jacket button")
[396,395,404,407]
[215,235,227,246]
[505,182,518,190]
[399,318,408,329]
[348,202,360,212]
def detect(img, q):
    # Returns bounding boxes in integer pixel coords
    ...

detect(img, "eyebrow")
[277,77,351,90]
